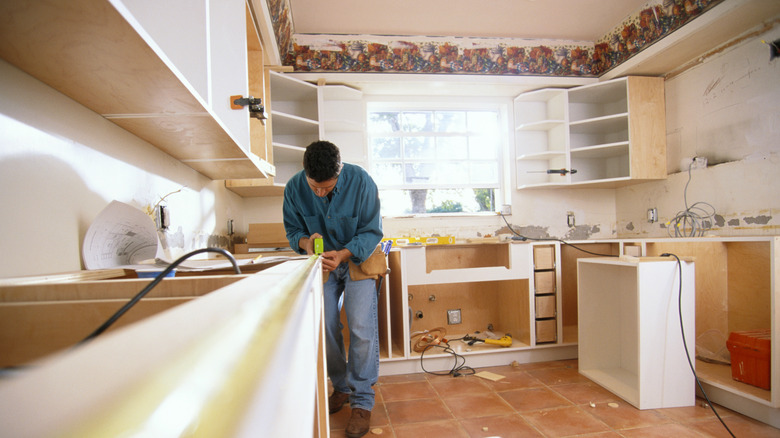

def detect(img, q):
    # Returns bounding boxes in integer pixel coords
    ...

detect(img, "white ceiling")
[287,0,651,41]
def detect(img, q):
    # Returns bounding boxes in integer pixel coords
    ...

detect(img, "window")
[368,106,503,216]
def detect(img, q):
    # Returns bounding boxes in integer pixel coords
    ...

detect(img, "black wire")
[661,253,735,438]
[78,247,241,345]
[419,343,475,377]
[500,212,618,257]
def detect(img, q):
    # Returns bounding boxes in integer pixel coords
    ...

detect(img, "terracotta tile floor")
[328,359,780,438]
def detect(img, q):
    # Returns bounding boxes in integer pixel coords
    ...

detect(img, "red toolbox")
[726,329,771,390]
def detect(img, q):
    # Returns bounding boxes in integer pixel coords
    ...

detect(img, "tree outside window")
[368,108,501,216]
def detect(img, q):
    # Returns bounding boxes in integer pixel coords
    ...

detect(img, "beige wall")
[616,24,780,238]
[0,60,246,278]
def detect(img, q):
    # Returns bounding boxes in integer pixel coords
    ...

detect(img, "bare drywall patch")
[625,222,635,231]
[497,225,550,240]
[727,218,740,226]
[743,215,772,225]
[564,225,601,240]
[714,215,726,227]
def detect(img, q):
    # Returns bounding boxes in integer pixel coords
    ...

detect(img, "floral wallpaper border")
[266,0,724,77]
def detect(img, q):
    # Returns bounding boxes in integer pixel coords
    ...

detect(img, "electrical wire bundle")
[410,328,475,377]
[667,161,716,237]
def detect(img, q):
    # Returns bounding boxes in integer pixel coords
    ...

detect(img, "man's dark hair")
[303,141,341,182]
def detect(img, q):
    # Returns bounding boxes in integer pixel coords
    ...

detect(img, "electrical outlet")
[566,211,575,228]
[155,205,170,230]
[501,204,512,215]
[447,309,462,325]
[647,208,657,223]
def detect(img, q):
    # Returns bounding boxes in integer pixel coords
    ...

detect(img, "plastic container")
[726,329,771,390]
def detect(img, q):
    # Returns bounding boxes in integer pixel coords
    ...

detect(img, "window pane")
[377,188,496,215]
[370,137,401,160]
[468,111,499,133]
[401,111,433,132]
[436,162,468,184]
[368,112,401,132]
[436,137,468,159]
[404,162,435,184]
[368,107,502,215]
[371,162,403,185]
[435,111,466,132]
[470,161,499,184]
[469,134,498,159]
[403,137,435,159]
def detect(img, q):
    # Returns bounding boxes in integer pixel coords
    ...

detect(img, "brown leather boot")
[328,391,350,414]
[345,408,371,438]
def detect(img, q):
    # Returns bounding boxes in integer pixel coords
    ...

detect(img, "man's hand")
[299,233,323,255]
[321,248,352,272]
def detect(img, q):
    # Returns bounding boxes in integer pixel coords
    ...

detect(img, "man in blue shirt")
[283,141,382,438]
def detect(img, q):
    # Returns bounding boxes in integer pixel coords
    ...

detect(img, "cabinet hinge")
[230,95,267,121]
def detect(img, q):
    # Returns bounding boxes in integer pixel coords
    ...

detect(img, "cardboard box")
[247,223,288,247]
[727,329,771,390]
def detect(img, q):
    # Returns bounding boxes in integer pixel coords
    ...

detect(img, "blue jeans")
[323,262,379,411]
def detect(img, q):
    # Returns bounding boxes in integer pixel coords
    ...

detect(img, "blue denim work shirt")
[283,163,383,264]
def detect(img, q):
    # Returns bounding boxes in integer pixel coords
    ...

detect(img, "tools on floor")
[463,333,513,348]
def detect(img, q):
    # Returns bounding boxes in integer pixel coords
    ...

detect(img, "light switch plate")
[447,309,462,325]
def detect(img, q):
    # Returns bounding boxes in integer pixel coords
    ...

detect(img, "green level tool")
[314,237,323,255]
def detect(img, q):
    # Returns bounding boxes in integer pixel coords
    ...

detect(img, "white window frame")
[366,97,511,215]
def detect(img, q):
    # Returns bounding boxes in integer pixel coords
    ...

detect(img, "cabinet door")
[111,0,209,102]
[209,0,250,151]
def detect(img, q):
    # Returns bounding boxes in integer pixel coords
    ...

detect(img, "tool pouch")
[322,244,387,283]
[348,244,388,281]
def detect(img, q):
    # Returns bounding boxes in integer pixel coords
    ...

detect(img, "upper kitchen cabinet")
[0,0,273,180]
[515,76,666,189]
[226,71,321,197]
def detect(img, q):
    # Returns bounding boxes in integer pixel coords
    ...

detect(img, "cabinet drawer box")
[534,270,555,294]
[535,295,556,319]
[533,245,555,270]
[535,319,557,343]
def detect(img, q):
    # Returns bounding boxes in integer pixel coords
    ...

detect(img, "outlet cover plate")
[447,309,462,325]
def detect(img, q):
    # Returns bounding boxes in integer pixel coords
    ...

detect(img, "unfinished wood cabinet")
[642,237,780,427]
[515,76,666,188]
[0,258,329,438]
[0,274,247,367]
[382,243,579,376]
[0,0,274,180]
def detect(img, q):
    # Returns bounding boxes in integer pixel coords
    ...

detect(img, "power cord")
[500,212,618,257]
[419,343,475,377]
[79,247,241,344]
[662,252,735,438]
[667,161,716,237]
